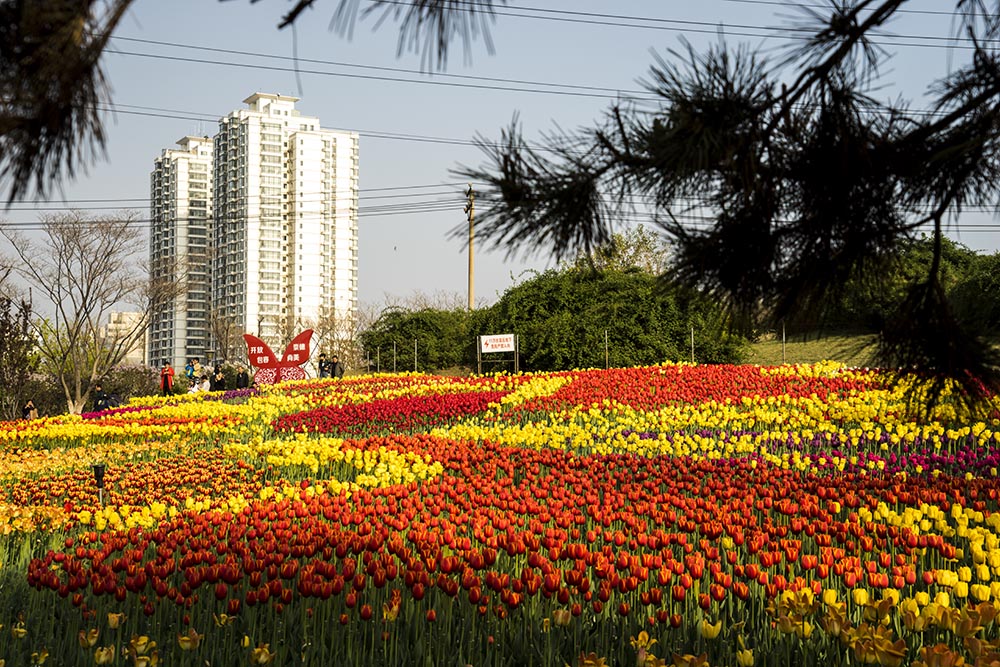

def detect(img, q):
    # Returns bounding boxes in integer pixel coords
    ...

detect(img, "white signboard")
[480,334,516,353]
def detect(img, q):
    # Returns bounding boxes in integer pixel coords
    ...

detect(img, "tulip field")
[2,363,1000,666]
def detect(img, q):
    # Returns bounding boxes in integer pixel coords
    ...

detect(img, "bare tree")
[310,303,379,372]
[207,310,245,364]
[406,290,467,311]
[2,211,180,414]
[0,293,36,420]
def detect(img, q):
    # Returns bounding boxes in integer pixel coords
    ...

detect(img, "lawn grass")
[747,332,878,367]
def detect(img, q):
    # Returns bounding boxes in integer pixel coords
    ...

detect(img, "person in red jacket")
[160,360,175,396]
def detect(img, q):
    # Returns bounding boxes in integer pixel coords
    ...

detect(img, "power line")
[6,187,467,209]
[717,0,987,19]
[108,49,649,101]
[9,181,1000,219]
[89,94,963,179]
[1,200,474,228]
[109,35,652,99]
[0,204,466,231]
[374,0,999,49]
[91,39,968,157]
[99,104,488,148]
[101,13,995,126]
[4,201,1000,235]
[68,22,984,168]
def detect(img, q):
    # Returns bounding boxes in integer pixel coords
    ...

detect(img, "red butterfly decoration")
[243,329,314,385]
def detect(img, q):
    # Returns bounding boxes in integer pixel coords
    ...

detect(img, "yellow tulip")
[899,597,919,617]
[250,644,277,664]
[94,647,115,665]
[631,630,657,649]
[737,644,754,665]
[700,618,722,639]
[971,584,991,602]
[132,653,159,667]
[128,636,156,656]
[177,629,203,650]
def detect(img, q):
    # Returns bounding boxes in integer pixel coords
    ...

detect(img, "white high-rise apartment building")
[213,93,359,348]
[148,135,214,368]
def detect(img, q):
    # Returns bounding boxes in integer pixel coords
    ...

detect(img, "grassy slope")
[747,333,879,367]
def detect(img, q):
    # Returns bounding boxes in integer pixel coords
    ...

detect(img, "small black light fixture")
[92,463,106,506]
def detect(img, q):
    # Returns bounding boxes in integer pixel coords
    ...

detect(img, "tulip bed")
[0,364,999,666]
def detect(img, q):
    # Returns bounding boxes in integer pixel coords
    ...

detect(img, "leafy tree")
[479,267,746,371]
[359,250,745,374]
[951,251,1000,338]
[458,3,1000,410]
[1,211,180,414]
[0,295,37,420]
[360,307,473,373]
[819,236,979,334]
[102,363,159,406]
[22,372,65,419]
[568,227,670,275]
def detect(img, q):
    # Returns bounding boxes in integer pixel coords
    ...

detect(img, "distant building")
[148,93,359,367]
[148,135,214,368]
[213,93,359,349]
[103,311,148,366]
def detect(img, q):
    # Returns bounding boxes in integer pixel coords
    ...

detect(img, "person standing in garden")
[21,399,37,420]
[160,361,175,396]
[211,367,226,392]
[331,355,344,379]
[235,364,249,389]
[317,353,333,378]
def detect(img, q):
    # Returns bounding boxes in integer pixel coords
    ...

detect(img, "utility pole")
[465,184,475,311]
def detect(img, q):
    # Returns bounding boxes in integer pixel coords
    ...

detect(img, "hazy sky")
[3,0,997,309]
